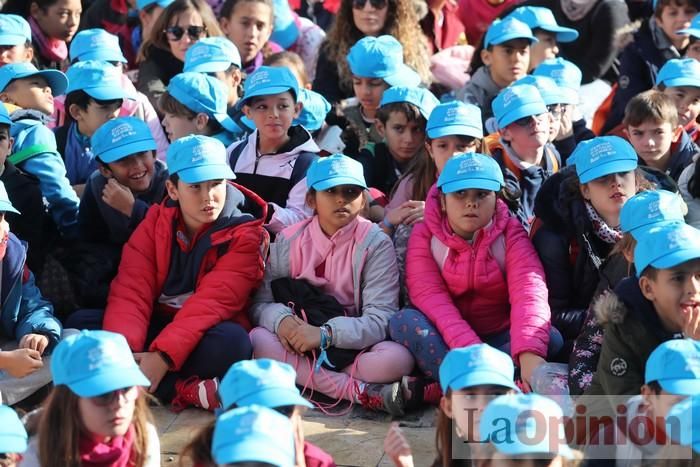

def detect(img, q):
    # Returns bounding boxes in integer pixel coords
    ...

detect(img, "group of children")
[0,0,698,465]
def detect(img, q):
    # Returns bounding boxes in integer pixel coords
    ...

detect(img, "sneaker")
[401,376,443,410]
[171,376,220,413]
[356,382,404,416]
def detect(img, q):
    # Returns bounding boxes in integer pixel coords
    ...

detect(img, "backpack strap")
[289,151,318,188]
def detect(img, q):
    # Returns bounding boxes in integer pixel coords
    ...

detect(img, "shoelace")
[423,382,443,405]
[355,383,384,411]
[170,376,201,413]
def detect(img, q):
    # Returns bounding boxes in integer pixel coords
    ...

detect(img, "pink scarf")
[79,425,135,467]
[29,17,68,63]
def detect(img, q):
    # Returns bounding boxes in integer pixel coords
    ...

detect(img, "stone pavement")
[154,403,437,467]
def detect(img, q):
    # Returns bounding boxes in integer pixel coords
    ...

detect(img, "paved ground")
[154,404,437,467]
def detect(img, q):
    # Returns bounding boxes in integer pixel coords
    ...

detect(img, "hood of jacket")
[533,165,589,238]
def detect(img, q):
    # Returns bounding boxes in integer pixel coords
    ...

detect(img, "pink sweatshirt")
[406,185,551,359]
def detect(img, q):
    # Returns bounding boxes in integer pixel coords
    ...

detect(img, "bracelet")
[381,217,394,230]
[319,325,332,350]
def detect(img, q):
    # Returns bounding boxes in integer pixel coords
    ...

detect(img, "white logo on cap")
[456,157,483,175]
[248,70,271,88]
[87,340,120,371]
[647,200,661,220]
[443,107,458,123]
[685,355,700,375]
[588,142,615,163]
[89,36,109,49]
[326,160,344,176]
[191,144,206,163]
[110,123,136,143]
[550,69,564,80]
[501,88,518,108]
[190,46,213,61]
[667,231,688,250]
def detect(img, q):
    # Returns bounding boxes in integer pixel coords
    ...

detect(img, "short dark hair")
[623,89,679,128]
[654,0,700,17]
[376,102,426,127]
[65,90,123,124]
[646,380,662,394]
[168,173,180,185]
[641,265,659,280]
[158,91,224,134]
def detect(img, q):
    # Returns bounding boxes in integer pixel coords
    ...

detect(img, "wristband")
[381,217,394,230]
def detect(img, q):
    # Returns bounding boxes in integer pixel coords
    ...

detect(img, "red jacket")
[103,182,268,370]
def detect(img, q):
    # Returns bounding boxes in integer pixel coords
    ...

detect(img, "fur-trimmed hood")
[593,288,629,326]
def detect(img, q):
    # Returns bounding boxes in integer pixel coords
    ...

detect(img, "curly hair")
[322,0,431,96]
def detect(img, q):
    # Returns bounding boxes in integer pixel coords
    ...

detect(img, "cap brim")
[441,178,503,193]
[578,158,638,184]
[490,32,538,46]
[659,379,700,396]
[76,51,128,63]
[0,33,27,46]
[19,69,68,96]
[677,27,700,37]
[83,86,134,101]
[427,123,484,139]
[384,65,422,88]
[237,387,313,409]
[446,370,519,392]
[0,199,20,215]
[628,219,684,237]
[540,25,579,43]
[177,164,236,183]
[185,60,237,73]
[98,139,157,164]
[650,246,700,270]
[539,91,564,106]
[214,113,240,133]
[214,438,293,466]
[498,102,548,129]
[311,176,367,191]
[243,85,297,104]
[0,434,27,454]
[68,367,150,398]
[659,77,700,89]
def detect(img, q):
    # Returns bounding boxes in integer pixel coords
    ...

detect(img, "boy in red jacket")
[67,135,268,412]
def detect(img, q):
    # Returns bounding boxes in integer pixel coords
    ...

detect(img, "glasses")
[164,25,206,42]
[352,0,388,9]
[511,113,548,127]
[547,104,566,119]
[88,386,138,407]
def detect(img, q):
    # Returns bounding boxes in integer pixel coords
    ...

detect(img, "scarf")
[560,0,598,22]
[79,425,135,467]
[584,201,622,244]
[64,122,98,185]
[29,17,67,63]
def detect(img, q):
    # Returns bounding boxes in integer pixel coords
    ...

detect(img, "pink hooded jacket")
[406,185,551,360]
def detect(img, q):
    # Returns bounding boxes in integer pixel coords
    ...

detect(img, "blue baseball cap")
[306,153,366,190]
[92,117,157,164]
[656,58,700,89]
[0,102,12,126]
[241,66,299,104]
[294,88,330,131]
[271,0,299,49]
[620,190,686,236]
[65,60,133,101]
[167,72,237,133]
[508,6,579,43]
[0,14,30,46]
[0,405,27,454]
[667,395,700,453]
[212,405,295,467]
[347,35,421,88]
[379,86,439,120]
[492,84,547,129]
[484,17,538,48]
[572,136,638,184]
[437,152,505,193]
[533,58,582,105]
[184,37,241,73]
[136,0,175,9]
[427,101,483,139]
[219,359,312,411]
[0,62,67,96]
[514,75,565,106]
[634,223,700,277]
[439,344,519,393]
[0,180,19,215]
[646,339,700,395]
[69,29,127,63]
[51,330,150,398]
[166,135,235,183]
[677,13,700,38]
[480,394,574,459]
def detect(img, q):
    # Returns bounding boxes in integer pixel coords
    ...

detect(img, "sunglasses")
[88,386,138,407]
[352,0,388,9]
[511,113,547,127]
[164,25,206,42]
[547,104,566,119]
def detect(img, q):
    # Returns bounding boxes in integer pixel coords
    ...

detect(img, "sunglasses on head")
[547,104,566,119]
[164,25,206,41]
[352,0,388,9]
[88,386,138,407]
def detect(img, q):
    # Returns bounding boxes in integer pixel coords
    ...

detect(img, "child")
[21,330,160,466]
[219,0,275,74]
[56,60,133,193]
[250,154,415,416]
[0,15,34,66]
[68,135,267,412]
[458,17,537,125]
[680,13,700,61]
[211,405,295,467]
[0,180,62,405]
[508,6,579,71]
[602,0,698,135]
[63,28,169,160]
[389,153,557,393]
[0,405,26,466]
[1,0,81,71]
[0,62,79,238]
[488,83,561,229]
[341,35,421,157]
[515,74,568,146]
[183,36,243,112]
[585,222,700,397]
[230,66,319,235]
[656,58,700,145]
[181,359,335,467]
[623,89,696,182]
[73,117,165,309]
[533,57,596,160]
[160,71,240,146]
[384,344,520,466]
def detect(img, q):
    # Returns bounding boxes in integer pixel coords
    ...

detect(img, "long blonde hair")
[322,0,431,95]
[36,386,153,467]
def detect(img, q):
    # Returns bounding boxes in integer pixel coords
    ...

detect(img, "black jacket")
[137,45,184,114]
